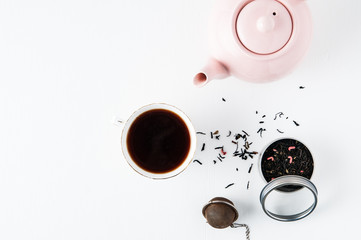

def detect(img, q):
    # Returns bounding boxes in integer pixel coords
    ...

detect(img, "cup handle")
[112,116,125,127]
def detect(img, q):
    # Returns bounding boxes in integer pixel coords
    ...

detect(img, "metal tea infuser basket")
[202,197,250,240]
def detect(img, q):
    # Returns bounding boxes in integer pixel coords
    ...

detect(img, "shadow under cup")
[121,104,196,179]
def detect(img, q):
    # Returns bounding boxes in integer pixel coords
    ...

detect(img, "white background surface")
[1,0,361,239]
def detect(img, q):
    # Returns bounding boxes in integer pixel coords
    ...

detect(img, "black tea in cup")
[126,109,191,174]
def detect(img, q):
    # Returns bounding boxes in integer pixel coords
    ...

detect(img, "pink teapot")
[194,0,312,87]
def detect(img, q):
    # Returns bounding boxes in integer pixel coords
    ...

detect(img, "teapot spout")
[193,58,229,87]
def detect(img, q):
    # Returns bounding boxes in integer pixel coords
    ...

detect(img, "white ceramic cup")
[120,103,197,179]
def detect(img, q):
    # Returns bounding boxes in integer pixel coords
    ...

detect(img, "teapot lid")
[236,0,293,55]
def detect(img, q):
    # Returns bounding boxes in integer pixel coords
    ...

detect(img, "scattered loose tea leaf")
[256,111,258,114]
[247,181,250,190]
[262,115,266,118]
[233,149,258,160]
[276,129,284,134]
[293,120,300,126]
[244,142,252,150]
[259,121,264,124]
[257,128,266,138]
[222,98,226,102]
[248,164,253,173]
[194,124,261,191]
[225,183,234,189]
[274,112,284,120]
[193,160,202,165]
[242,130,250,136]
[220,149,227,155]
[299,86,305,89]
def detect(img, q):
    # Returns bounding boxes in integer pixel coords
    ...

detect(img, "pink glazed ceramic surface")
[194,0,312,87]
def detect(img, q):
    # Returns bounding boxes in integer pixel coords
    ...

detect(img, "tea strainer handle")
[230,223,250,240]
